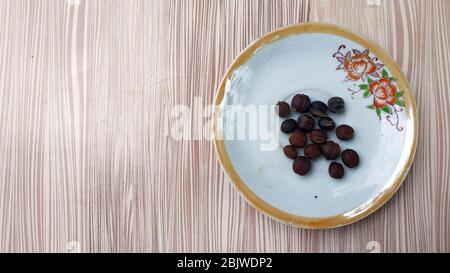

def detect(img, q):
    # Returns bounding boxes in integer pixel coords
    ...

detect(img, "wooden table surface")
[0,0,449,252]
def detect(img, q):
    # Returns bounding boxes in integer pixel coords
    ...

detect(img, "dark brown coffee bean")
[309,101,328,117]
[304,143,321,160]
[336,125,354,140]
[297,114,315,132]
[291,94,310,113]
[341,149,359,168]
[280,119,297,133]
[318,116,336,131]
[289,130,307,148]
[293,156,311,176]
[328,97,345,113]
[322,141,340,160]
[329,162,344,179]
[276,101,290,117]
[283,145,297,159]
[309,129,327,144]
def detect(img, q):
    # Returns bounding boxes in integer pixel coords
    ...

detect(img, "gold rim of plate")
[212,23,418,229]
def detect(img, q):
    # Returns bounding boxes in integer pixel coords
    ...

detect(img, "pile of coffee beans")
[276,94,359,179]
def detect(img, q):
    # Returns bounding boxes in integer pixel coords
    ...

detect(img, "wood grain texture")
[0,0,448,252]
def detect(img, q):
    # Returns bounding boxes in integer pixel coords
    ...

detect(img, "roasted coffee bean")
[322,141,340,160]
[297,114,315,132]
[276,101,290,117]
[304,143,321,160]
[291,94,311,113]
[309,101,328,117]
[280,119,297,133]
[283,145,297,159]
[336,124,354,140]
[318,116,336,131]
[289,130,307,148]
[341,149,359,168]
[329,162,344,179]
[293,156,312,176]
[309,129,327,144]
[328,97,345,113]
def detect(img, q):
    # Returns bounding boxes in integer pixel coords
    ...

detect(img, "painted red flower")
[369,78,397,108]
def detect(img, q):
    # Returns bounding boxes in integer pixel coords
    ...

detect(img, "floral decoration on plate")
[333,45,405,131]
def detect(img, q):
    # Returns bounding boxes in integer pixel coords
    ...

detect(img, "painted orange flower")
[333,45,405,131]
[342,49,377,81]
[335,48,383,81]
[369,78,397,108]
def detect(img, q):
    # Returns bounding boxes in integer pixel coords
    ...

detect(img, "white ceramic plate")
[213,23,418,228]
